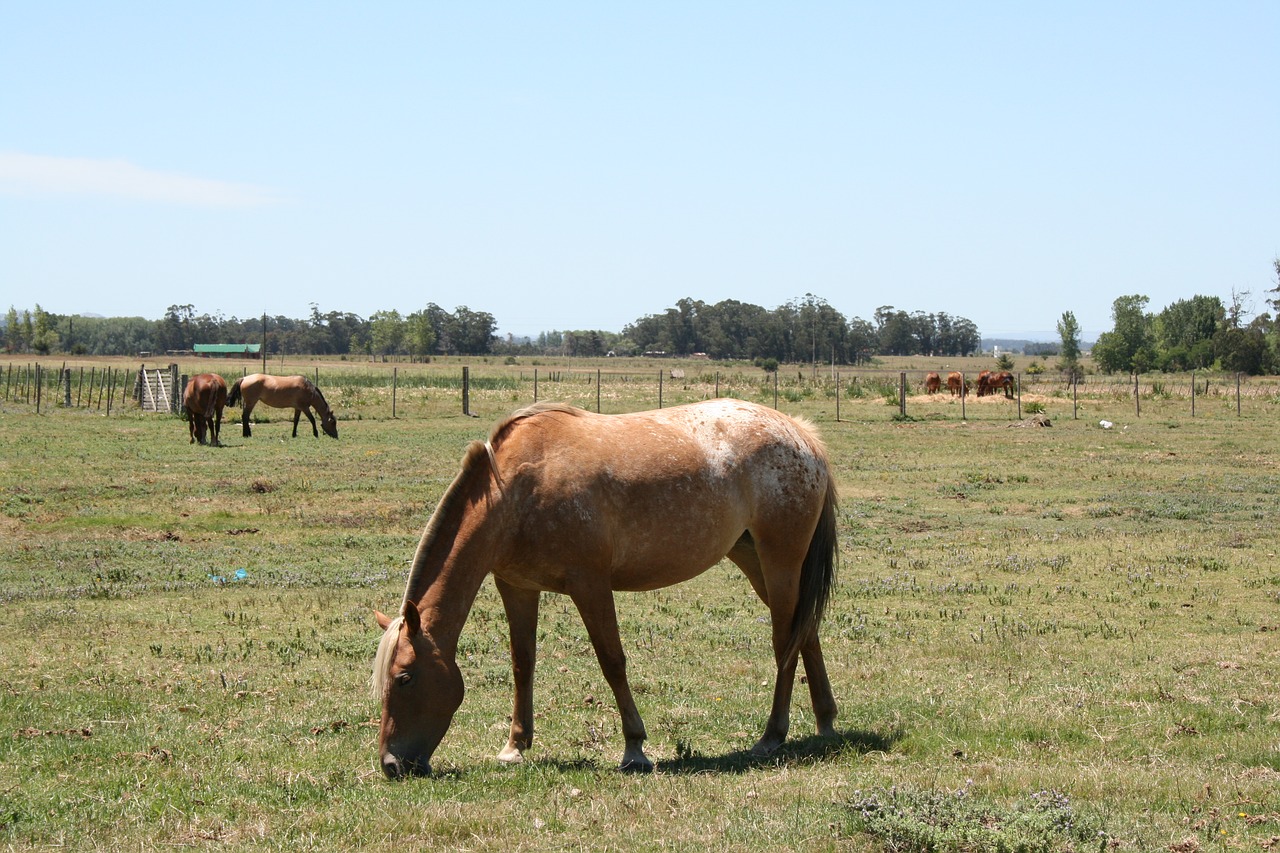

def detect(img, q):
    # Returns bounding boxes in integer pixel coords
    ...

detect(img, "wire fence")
[5,360,1279,423]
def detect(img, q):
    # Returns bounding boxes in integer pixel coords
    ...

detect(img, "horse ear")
[374,610,394,630]
[401,604,421,636]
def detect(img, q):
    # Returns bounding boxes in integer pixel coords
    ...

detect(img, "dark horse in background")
[183,373,228,446]
[225,373,338,439]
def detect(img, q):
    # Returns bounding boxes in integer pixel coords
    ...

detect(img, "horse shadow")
[655,727,900,776]
[486,727,900,778]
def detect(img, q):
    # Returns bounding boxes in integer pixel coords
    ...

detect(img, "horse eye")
[395,671,413,687]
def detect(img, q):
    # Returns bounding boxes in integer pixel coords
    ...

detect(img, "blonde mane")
[371,614,406,700]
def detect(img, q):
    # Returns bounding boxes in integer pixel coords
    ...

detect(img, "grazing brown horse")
[946,371,966,397]
[183,373,228,446]
[976,370,1014,398]
[924,372,941,394]
[225,373,338,439]
[372,399,839,778]
[990,371,1015,398]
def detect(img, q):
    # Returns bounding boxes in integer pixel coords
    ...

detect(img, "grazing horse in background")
[946,372,966,397]
[977,371,1015,399]
[183,373,228,446]
[372,399,840,778]
[225,373,338,439]
[990,371,1016,398]
[924,372,941,394]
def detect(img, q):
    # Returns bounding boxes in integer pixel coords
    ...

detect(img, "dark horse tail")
[785,477,839,662]
[226,378,243,407]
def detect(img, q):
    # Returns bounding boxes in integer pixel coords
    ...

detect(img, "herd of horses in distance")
[177,366,1016,777]
[925,369,1016,399]
[182,372,338,446]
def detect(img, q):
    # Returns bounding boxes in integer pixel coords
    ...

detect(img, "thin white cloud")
[0,151,283,208]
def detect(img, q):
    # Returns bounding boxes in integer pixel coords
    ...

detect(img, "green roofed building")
[193,344,262,358]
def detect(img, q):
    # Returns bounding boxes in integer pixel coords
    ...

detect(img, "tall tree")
[1153,295,1222,370]
[1092,295,1153,373]
[1056,310,1082,379]
[449,306,497,355]
[4,306,22,353]
[369,310,405,355]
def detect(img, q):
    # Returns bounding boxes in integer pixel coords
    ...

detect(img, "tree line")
[1082,265,1280,377]
[5,261,1279,375]
[1,303,501,361]
[1,295,984,364]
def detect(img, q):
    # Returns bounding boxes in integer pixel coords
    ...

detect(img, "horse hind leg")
[800,633,838,737]
[241,401,253,437]
[732,531,837,755]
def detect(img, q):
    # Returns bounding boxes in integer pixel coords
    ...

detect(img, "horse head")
[321,411,339,439]
[372,606,463,779]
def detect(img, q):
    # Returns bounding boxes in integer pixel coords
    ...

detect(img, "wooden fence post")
[898,372,906,418]
[835,371,841,422]
[658,370,664,409]
[596,369,601,413]
[62,368,71,407]
[1236,373,1242,417]
[1072,372,1078,419]
[1134,373,1140,417]
[1190,371,1196,417]
[960,372,966,420]
[462,366,471,416]
[392,367,398,418]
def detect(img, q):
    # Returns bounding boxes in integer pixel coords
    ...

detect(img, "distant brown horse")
[924,372,941,394]
[977,371,1015,399]
[225,373,338,439]
[946,371,966,397]
[184,373,228,446]
[372,399,839,778]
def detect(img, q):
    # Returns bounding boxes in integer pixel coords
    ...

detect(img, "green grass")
[2,364,1279,850]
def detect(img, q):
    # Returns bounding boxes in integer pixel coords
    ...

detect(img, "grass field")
[2,357,1278,851]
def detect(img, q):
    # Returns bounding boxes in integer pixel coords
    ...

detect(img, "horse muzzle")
[381,752,431,780]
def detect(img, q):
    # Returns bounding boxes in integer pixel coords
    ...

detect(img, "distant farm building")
[193,344,262,358]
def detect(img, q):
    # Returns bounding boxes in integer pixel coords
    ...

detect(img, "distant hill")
[982,337,1096,355]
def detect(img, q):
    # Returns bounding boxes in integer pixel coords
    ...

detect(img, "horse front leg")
[495,578,539,764]
[569,588,651,772]
[299,407,318,437]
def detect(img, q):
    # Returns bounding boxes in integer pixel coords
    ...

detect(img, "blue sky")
[3,2,1277,341]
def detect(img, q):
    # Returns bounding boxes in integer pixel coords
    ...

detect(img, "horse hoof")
[496,746,525,765]
[750,736,784,757]
[619,757,654,774]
